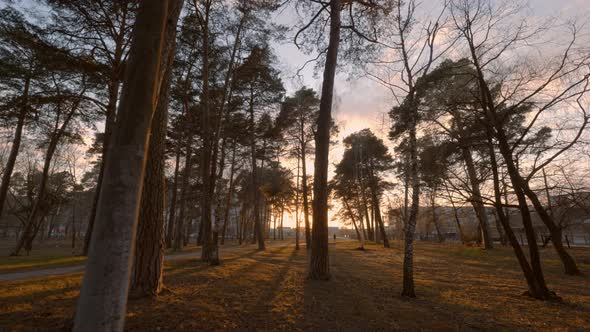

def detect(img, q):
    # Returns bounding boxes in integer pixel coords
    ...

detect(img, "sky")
[6,0,589,229]
[271,0,590,228]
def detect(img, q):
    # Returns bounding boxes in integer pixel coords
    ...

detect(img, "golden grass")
[0,240,589,331]
[0,239,240,273]
[0,255,87,272]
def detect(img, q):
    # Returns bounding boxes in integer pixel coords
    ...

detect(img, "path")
[0,241,292,282]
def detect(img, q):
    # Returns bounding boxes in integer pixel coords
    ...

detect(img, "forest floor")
[1,239,589,331]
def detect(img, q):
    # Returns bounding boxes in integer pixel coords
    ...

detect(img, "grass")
[0,255,87,272]
[1,240,589,331]
[0,239,86,272]
[0,239,241,273]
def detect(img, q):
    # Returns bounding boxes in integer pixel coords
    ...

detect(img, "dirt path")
[0,240,294,282]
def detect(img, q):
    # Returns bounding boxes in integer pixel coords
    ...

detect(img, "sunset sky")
[272,0,590,227]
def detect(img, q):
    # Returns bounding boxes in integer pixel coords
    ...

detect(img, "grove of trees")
[0,0,588,329]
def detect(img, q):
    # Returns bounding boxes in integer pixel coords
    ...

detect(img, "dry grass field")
[1,240,589,331]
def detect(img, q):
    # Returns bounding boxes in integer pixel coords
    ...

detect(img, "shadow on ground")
[1,241,589,331]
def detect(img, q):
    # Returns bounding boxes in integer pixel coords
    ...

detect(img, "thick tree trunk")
[130,81,168,297]
[461,146,493,249]
[309,0,341,280]
[0,76,29,220]
[83,62,124,256]
[130,1,182,297]
[73,1,172,330]
[198,2,219,264]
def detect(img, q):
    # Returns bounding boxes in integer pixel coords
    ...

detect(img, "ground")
[1,240,589,331]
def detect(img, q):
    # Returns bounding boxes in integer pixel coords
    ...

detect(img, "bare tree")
[450,0,589,282]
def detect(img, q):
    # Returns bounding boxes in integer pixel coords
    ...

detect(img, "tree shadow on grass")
[0,277,81,331]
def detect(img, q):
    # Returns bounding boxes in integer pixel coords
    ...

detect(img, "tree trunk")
[369,168,389,248]
[0,76,29,220]
[444,184,465,243]
[301,143,312,249]
[174,134,193,251]
[13,98,79,256]
[359,178,374,241]
[279,204,284,240]
[344,198,364,249]
[71,199,76,250]
[74,1,172,329]
[494,127,554,299]
[83,48,125,257]
[166,129,183,248]
[309,0,341,280]
[486,134,551,298]
[461,146,493,249]
[521,182,580,275]
[221,140,237,245]
[130,1,182,297]
[198,1,218,264]
[430,191,444,243]
[295,157,300,250]
[402,107,420,297]
[249,89,265,250]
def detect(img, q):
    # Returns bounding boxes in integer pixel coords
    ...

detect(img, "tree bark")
[309,0,341,280]
[402,118,420,297]
[130,0,183,298]
[83,21,128,256]
[73,1,172,329]
[197,1,218,264]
